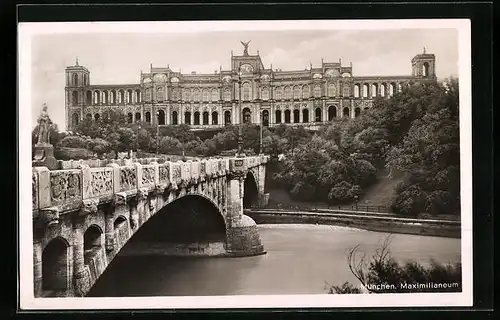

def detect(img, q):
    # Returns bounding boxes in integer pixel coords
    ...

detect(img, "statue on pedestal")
[36,103,51,145]
[33,103,58,169]
[240,40,251,56]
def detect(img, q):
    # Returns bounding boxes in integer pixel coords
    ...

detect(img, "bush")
[326,235,462,294]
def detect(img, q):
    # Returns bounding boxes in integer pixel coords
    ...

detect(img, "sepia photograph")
[19,19,472,309]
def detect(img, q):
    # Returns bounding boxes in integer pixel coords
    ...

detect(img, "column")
[166,105,171,125]
[33,240,42,297]
[299,108,303,123]
[104,209,114,252]
[72,219,87,297]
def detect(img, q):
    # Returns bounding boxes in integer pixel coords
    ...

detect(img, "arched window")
[127,90,133,103]
[110,90,116,104]
[171,88,179,101]
[380,84,386,97]
[243,107,251,124]
[93,91,100,104]
[202,111,209,125]
[343,86,350,97]
[328,83,336,97]
[85,91,92,105]
[284,109,291,123]
[157,87,164,102]
[193,89,201,101]
[389,82,396,96]
[363,84,369,98]
[398,83,403,92]
[355,107,361,118]
[261,87,269,100]
[185,112,191,125]
[343,107,350,117]
[135,112,141,122]
[119,89,125,103]
[371,84,378,97]
[315,107,322,122]
[202,89,209,101]
[136,89,141,103]
[224,110,231,125]
[275,110,282,124]
[94,113,100,121]
[145,88,151,101]
[422,62,429,77]
[293,86,301,99]
[302,85,310,99]
[171,111,178,125]
[72,112,79,127]
[211,88,219,101]
[102,91,108,104]
[274,87,283,100]
[242,83,252,101]
[72,73,78,86]
[302,109,309,123]
[223,88,231,101]
[212,111,218,125]
[72,91,78,105]
[194,111,200,125]
[262,110,269,126]
[83,74,87,86]
[127,113,133,124]
[328,105,337,121]
[354,84,361,98]
[145,112,151,123]
[42,238,69,293]
[313,85,321,98]
[293,109,300,123]
[84,225,102,264]
[284,86,292,100]
[158,110,165,125]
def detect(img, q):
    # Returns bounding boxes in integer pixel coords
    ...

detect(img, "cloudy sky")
[27,26,458,130]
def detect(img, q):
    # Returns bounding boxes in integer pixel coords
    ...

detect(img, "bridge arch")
[129,194,227,245]
[41,236,71,295]
[243,171,259,209]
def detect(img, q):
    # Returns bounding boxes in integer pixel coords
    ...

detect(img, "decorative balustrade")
[32,155,269,214]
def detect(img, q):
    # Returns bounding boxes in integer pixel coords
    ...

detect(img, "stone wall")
[32,154,270,297]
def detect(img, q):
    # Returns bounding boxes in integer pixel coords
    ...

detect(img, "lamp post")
[259,110,263,155]
[236,65,244,157]
[156,110,160,156]
[354,195,359,211]
[136,121,141,157]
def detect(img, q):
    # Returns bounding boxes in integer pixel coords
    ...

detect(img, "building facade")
[65,43,436,131]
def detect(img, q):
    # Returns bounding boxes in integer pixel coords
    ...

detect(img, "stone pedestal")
[32,143,58,170]
[226,215,266,257]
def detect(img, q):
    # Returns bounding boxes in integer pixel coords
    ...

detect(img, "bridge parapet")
[32,156,269,217]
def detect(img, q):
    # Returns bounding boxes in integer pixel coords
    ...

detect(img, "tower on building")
[65,58,90,130]
[411,48,436,79]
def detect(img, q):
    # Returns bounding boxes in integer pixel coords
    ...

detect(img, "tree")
[326,235,462,294]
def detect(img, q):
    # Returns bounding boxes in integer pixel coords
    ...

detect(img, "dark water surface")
[88,224,461,296]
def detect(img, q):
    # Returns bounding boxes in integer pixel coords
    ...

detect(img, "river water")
[88,224,461,297]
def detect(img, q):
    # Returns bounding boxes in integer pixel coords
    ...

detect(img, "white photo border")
[18,19,472,310]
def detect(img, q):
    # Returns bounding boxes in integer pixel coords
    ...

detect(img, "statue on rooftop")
[240,40,251,56]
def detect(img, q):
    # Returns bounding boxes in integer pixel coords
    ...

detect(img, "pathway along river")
[88,224,461,296]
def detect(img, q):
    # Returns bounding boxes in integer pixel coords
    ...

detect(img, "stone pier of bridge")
[31,155,269,297]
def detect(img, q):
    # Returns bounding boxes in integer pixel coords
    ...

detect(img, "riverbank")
[245,209,461,239]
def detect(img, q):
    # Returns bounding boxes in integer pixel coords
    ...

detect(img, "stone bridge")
[32,155,270,297]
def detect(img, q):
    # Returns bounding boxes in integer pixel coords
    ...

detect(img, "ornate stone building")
[65,43,436,130]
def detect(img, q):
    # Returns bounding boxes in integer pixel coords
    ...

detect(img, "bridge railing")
[32,155,269,215]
